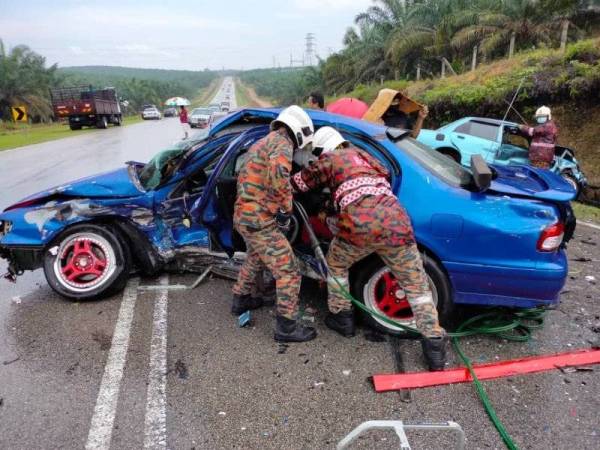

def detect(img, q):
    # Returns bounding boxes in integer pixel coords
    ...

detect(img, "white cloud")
[291,0,372,12]
[69,46,84,55]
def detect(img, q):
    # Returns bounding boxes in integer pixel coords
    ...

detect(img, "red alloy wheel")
[373,270,414,320]
[56,236,113,290]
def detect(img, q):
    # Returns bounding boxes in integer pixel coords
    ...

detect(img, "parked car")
[417,117,587,197]
[0,108,576,334]
[189,107,212,128]
[163,107,178,117]
[141,107,162,120]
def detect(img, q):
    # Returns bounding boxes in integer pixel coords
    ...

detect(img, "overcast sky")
[0,0,373,70]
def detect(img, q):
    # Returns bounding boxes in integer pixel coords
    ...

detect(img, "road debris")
[238,310,251,328]
[2,357,20,366]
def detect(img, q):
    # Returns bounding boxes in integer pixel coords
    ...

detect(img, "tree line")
[0,40,216,123]
[242,0,599,104]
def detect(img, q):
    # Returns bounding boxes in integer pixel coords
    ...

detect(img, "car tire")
[98,116,108,129]
[43,224,131,301]
[350,253,455,336]
[69,124,82,131]
[561,172,580,200]
[114,115,122,126]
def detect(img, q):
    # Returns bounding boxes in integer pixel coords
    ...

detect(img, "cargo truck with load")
[50,85,122,130]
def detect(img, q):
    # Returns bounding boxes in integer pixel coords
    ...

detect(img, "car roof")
[210,107,388,138]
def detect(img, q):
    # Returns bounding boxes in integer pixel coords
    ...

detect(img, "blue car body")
[417,117,587,193]
[0,108,577,312]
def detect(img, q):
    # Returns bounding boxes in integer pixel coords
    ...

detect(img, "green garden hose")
[293,201,545,450]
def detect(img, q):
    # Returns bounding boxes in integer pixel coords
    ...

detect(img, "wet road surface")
[1,225,598,449]
[1,79,600,449]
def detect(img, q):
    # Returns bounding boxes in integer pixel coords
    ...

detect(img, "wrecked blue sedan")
[0,108,577,333]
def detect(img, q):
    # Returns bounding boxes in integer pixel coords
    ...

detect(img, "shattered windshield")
[397,138,472,187]
[138,129,210,190]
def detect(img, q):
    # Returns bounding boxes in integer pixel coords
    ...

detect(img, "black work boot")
[231,294,263,315]
[253,270,276,307]
[325,310,356,337]
[274,316,317,343]
[421,335,449,371]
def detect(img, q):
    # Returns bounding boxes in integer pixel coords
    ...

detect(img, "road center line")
[144,275,169,449]
[86,278,140,450]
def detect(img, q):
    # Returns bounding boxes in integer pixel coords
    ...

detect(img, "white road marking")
[144,275,169,449]
[578,220,600,231]
[86,278,140,450]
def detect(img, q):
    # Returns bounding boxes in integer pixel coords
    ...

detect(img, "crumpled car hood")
[4,166,143,211]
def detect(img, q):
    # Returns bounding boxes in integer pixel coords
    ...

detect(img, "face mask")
[536,116,548,124]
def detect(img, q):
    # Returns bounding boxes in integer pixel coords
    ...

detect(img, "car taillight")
[537,222,565,252]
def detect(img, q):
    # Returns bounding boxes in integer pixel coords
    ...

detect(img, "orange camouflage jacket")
[234,129,294,228]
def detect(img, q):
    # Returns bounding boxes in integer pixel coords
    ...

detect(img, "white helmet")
[313,126,348,154]
[271,105,314,149]
[535,106,551,120]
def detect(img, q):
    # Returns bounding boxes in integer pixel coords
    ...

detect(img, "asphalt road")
[1,79,600,449]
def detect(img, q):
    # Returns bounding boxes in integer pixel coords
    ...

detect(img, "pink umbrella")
[326,97,369,119]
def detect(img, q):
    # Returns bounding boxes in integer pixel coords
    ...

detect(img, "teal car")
[417,117,587,197]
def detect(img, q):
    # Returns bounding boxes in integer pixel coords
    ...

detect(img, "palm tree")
[451,0,581,59]
[0,40,57,121]
[385,0,481,75]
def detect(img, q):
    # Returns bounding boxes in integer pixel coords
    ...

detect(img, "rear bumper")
[445,251,568,308]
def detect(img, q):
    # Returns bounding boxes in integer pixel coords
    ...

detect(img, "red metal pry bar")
[373,348,600,392]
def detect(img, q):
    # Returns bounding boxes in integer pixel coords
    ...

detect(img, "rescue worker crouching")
[291,127,448,370]
[509,106,558,169]
[231,105,317,343]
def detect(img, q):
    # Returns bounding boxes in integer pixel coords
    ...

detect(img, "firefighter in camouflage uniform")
[232,105,317,343]
[291,126,448,370]
[510,106,558,169]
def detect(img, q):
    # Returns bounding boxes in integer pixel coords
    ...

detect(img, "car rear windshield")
[396,138,472,187]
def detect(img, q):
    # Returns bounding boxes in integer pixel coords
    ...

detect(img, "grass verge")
[192,77,222,107]
[0,115,143,152]
[573,201,600,224]
[235,79,253,107]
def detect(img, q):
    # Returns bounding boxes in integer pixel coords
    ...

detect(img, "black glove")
[506,125,520,135]
[275,211,292,231]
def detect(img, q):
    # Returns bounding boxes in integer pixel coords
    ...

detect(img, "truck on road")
[50,85,122,130]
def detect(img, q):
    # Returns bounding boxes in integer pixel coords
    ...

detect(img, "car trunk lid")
[489,164,576,202]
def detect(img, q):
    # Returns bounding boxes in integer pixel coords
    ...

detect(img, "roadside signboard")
[11,106,28,122]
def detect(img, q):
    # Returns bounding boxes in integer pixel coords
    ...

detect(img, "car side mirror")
[471,155,492,192]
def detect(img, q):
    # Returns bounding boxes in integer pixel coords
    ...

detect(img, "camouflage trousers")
[232,223,300,319]
[327,237,445,338]
[530,160,551,169]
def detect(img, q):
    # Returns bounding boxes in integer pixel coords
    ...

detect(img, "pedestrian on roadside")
[179,105,189,139]
[509,106,557,169]
[307,92,325,110]
[291,126,448,370]
[232,105,317,343]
